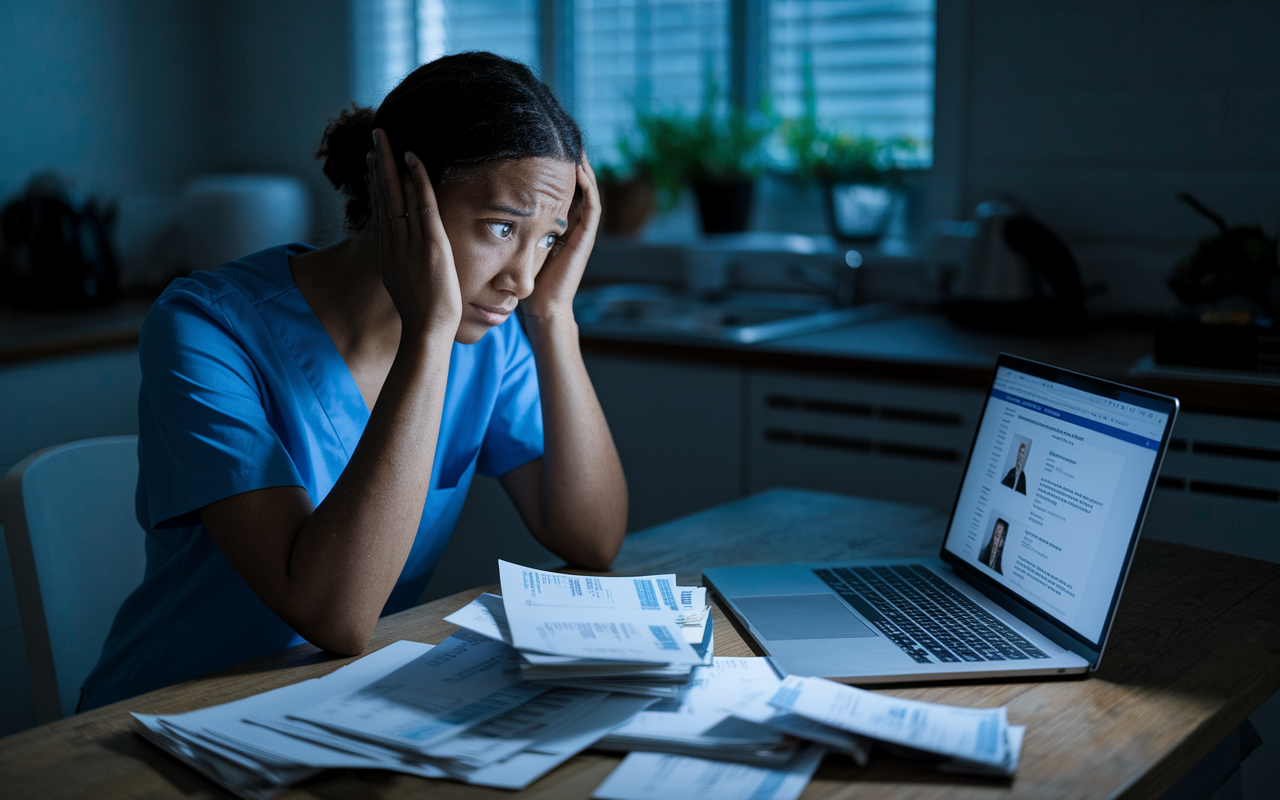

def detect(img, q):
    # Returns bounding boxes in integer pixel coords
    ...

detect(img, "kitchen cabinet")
[1142,411,1280,564]
[747,370,986,509]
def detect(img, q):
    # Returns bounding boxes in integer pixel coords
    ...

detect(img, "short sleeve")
[138,289,304,528]
[475,319,544,477]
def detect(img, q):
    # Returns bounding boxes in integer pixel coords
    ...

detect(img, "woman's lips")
[470,303,513,325]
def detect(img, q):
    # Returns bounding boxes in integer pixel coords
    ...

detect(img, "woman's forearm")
[201,324,455,654]
[522,311,628,569]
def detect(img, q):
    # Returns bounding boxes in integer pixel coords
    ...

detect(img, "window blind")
[574,0,730,162]
[770,0,935,161]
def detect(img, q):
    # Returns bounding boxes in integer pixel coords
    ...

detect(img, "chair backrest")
[0,436,145,721]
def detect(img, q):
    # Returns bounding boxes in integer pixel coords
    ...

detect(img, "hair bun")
[315,104,375,226]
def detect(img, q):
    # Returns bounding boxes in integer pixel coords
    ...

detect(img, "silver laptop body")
[704,354,1178,683]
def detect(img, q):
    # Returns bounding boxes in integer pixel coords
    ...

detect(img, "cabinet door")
[1143,411,1280,564]
[748,370,987,510]
[584,353,744,532]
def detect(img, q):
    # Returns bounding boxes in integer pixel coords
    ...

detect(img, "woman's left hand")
[522,155,600,321]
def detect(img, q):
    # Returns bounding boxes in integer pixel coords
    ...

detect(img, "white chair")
[0,436,146,721]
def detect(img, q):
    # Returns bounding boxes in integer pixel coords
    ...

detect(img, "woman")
[80,52,627,710]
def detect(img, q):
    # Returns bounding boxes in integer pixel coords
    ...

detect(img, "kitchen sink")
[574,284,899,344]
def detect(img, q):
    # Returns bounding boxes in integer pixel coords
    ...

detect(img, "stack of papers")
[133,635,654,798]
[443,561,713,697]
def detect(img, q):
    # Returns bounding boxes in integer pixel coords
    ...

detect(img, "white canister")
[181,175,310,272]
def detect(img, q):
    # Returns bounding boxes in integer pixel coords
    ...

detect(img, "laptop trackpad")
[732,594,877,641]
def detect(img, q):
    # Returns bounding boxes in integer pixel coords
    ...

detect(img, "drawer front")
[1146,412,1280,562]
[748,371,987,510]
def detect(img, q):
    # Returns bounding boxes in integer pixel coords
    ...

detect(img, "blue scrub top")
[80,243,543,711]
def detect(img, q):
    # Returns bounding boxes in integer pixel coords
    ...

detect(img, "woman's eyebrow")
[485,203,534,217]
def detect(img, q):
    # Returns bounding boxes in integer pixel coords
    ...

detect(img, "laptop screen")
[941,358,1175,647]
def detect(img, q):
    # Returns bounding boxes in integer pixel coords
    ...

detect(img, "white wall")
[943,0,1280,312]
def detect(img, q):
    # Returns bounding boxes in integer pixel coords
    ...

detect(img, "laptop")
[703,354,1179,683]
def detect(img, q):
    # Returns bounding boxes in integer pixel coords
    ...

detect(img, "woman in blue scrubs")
[81,52,627,710]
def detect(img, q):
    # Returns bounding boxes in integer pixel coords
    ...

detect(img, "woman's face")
[435,157,577,343]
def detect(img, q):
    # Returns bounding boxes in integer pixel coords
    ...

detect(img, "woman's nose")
[499,245,539,298]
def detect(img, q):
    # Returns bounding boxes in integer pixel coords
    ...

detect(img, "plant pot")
[693,180,754,234]
[822,182,895,241]
[599,177,656,236]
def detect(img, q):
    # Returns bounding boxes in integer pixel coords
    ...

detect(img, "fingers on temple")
[372,128,406,221]
[405,152,447,241]
[400,170,422,241]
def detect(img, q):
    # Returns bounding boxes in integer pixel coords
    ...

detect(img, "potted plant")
[782,58,906,241]
[595,155,657,238]
[632,85,772,234]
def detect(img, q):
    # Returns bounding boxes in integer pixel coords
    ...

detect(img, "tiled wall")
[958,0,1280,312]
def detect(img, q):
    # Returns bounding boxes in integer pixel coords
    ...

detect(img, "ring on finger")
[389,212,410,220]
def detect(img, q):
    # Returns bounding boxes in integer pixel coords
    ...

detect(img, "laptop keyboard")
[814,565,1050,664]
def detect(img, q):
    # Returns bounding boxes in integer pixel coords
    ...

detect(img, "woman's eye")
[539,234,558,250]
[486,221,513,239]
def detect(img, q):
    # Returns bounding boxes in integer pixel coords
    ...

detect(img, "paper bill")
[499,561,703,616]
[767,675,1009,767]
[504,603,704,665]
[422,688,607,768]
[591,745,825,800]
[444,592,511,643]
[289,631,547,753]
[458,693,656,789]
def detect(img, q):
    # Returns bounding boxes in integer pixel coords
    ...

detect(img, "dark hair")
[316,52,583,231]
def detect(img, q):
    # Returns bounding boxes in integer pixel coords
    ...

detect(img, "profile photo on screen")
[979,514,1011,574]
[1001,435,1033,495]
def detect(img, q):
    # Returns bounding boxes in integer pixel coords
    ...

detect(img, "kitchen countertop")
[2,298,1274,417]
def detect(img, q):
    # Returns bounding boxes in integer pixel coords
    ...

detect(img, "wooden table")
[3,488,1280,799]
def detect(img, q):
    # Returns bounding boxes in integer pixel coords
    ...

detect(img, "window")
[353,0,933,166]
[769,0,934,160]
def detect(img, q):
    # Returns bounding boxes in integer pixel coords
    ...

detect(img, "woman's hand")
[367,128,462,337]
[521,154,601,320]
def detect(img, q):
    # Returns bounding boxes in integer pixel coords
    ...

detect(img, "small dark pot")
[693,180,754,234]
[599,177,656,236]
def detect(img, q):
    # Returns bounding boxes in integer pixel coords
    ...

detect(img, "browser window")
[944,366,1171,644]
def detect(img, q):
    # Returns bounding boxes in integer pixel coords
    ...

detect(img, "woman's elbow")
[293,607,377,656]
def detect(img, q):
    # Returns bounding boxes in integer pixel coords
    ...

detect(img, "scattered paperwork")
[133,635,653,798]
[597,657,807,767]
[131,561,1025,800]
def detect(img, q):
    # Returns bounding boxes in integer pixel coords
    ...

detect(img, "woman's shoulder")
[155,243,315,310]
[140,243,315,358]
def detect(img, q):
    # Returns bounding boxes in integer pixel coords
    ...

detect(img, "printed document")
[768,675,1009,767]
[498,561,707,624]
[289,631,547,753]
[592,746,825,800]
[504,603,704,664]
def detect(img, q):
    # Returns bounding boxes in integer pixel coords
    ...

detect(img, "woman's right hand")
[367,128,462,337]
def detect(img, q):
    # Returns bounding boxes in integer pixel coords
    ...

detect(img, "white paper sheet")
[504,603,704,665]
[767,675,1009,767]
[591,745,825,800]
[500,561,684,611]
[457,693,657,789]
[423,687,607,767]
[149,641,434,771]
[289,631,547,753]
[444,592,510,643]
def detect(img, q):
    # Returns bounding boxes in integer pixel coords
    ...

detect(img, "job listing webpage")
[943,367,1170,644]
